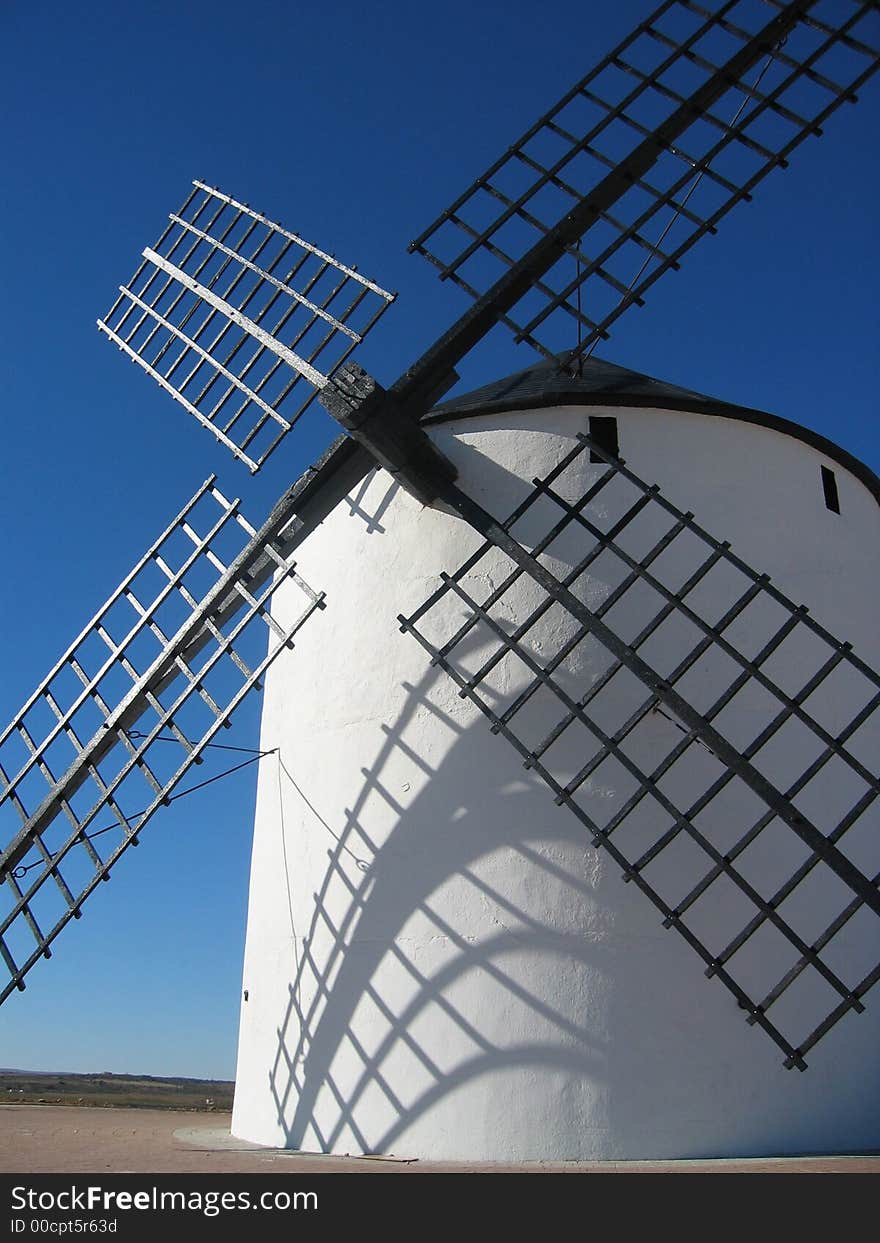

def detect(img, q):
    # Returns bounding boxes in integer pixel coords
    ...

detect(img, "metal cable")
[580,41,785,363]
[11,746,276,879]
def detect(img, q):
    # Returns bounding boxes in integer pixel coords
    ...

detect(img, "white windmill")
[1,0,879,1162]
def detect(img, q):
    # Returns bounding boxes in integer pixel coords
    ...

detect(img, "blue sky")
[1,0,877,1080]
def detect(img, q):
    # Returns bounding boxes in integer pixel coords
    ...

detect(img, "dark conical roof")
[424,355,880,504]
[426,354,754,423]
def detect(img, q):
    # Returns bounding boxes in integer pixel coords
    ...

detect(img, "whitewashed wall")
[232,403,880,1160]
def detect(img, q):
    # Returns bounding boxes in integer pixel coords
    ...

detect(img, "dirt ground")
[1,1106,877,1174]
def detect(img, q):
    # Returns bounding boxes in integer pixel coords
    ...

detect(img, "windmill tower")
[1,0,879,1163]
[232,358,880,1159]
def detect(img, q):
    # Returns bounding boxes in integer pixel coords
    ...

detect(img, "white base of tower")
[232,402,880,1161]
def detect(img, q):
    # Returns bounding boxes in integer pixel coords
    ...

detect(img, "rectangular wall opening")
[588,415,619,463]
[821,465,840,514]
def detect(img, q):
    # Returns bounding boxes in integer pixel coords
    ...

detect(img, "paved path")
[0,1106,877,1173]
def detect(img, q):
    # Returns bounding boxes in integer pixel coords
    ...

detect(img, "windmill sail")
[98,182,395,471]
[409,0,880,364]
[400,432,880,1067]
[0,477,325,1002]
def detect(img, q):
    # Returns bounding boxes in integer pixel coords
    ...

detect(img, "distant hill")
[0,1069,234,1112]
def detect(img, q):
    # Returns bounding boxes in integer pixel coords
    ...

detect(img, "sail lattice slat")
[409,0,880,366]
[98,182,395,471]
[0,480,324,1001]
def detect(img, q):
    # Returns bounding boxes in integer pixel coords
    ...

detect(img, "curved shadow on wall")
[264,629,624,1156]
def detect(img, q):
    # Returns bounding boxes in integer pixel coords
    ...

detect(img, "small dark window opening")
[821,465,840,514]
[589,415,619,463]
